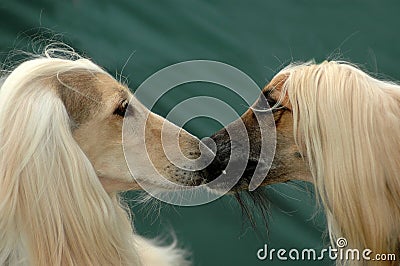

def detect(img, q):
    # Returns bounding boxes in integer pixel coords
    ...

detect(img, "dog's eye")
[113,99,129,117]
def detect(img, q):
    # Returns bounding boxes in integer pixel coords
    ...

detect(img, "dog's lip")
[221,158,263,174]
[196,158,270,193]
[209,159,266,182]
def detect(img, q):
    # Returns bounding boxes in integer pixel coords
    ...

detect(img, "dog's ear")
[56,71,103,129]
[262,74,292,109]
[0,60,140,265]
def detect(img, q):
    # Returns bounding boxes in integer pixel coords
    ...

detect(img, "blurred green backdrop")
[1,1,399,265]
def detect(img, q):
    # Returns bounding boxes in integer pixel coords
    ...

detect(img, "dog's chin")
[203,170,271,230]
[203,179,248,195]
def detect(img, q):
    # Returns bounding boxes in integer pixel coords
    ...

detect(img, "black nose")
[199,128,231,183]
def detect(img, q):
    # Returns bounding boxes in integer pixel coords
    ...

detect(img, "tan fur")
[55,71,205,191]
[240,105,311,186]
[227,80,311,186]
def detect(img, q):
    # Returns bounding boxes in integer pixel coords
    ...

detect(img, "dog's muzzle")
[199,123,264,190]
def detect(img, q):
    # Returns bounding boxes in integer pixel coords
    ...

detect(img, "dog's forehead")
[56,71,128,126]
[94,73,130,99]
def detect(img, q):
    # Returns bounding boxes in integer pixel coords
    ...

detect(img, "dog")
[0,50,217,265]
[208,61,400,265]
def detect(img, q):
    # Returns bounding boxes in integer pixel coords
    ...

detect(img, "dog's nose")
[199,129,231,183]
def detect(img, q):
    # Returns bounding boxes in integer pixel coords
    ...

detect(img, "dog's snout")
[201,113,265,188]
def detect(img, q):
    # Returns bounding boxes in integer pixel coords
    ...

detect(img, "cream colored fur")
[275,61,400,265]
[0,54,194,265]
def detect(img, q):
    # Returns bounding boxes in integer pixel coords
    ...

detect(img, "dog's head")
[205,73,311,192]
[209,61,400,257]
[1,57,217,194]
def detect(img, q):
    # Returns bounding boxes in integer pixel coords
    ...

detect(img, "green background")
[1,1,399,265]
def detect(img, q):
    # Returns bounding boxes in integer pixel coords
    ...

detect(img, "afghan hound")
[0,50,216,265]
[209,61,400,265]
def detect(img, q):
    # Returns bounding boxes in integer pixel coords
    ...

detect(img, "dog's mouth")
[202,159,263,191]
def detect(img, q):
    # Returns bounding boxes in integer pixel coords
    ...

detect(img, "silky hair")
[278,61,400,265]
[0,57,142,265]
